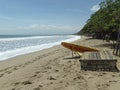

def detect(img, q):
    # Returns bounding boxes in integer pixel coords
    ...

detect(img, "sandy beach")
[0,36,120,90]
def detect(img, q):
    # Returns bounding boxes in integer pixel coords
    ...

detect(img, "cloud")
[0,24,81,34]
[19,24,78,31]
[0,15,13,20]
[90,5,100,12]
[16,24,81,34]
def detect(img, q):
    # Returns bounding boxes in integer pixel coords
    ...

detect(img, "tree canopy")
[78,0,120,35]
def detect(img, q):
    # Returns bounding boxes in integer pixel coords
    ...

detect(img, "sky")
[0,0,102,35]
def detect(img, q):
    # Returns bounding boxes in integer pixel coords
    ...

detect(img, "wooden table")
[79,50,118,71]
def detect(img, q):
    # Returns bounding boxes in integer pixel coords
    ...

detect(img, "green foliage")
[78,0,120,34]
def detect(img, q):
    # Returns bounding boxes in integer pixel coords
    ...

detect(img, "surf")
[0,35,80,61]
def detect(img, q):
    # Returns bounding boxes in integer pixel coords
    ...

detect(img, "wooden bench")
[79,50,118,71]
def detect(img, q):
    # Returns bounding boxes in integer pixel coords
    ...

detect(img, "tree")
[78,0,120,35]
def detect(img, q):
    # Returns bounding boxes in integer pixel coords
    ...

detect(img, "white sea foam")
[0,35,80,61]
[0,35,61,41]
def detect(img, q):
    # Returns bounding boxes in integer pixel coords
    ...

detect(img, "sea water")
[0,35,80,61]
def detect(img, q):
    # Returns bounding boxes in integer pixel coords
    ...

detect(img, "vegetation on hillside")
[78,0,120,39]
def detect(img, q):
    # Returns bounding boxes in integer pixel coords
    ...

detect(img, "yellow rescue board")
[61,42,99,53]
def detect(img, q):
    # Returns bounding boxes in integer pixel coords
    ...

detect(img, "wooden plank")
[79,50,118,71]
[81,50,116,60]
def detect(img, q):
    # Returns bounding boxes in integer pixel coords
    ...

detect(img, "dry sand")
[0,36,120,90]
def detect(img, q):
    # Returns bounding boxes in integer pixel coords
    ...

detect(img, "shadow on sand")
[63,56,81,60]
[93,42,115,49]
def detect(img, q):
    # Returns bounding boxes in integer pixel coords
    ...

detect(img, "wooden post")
[72,51,73,57]
[113,16,120,56]
[117,18,120,56]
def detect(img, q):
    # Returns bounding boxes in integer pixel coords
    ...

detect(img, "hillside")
[78,0,120,38]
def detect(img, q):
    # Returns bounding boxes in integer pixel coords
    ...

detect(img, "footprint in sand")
[14,82,21,86]
[33,87,40,90]
[73,76,84,80]
[5,71,12,74]
[22,80,32,85]
[109,80,118,83]
[97,83,110,90]
[47,76,56,80]
[12,88,16,90]
[98,74,103,77]
[55,69,59,72]
[30,74,37,78]
[59,81,63,83]
[112,74,116,77]
[0,73,4,77]
[33,85,43,90]
[46,66,52,69]
[14,80,32,86]
[35,71,40,74]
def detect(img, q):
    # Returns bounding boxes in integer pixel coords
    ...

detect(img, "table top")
[80,50,117,60]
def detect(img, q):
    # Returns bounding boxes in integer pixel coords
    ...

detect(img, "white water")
[0,35,80,61]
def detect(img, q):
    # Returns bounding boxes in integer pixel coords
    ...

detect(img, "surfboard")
[61,42,99,53]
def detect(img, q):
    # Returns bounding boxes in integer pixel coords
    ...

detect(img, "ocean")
[0,35,80,61]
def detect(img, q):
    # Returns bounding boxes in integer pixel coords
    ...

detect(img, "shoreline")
[0,35,80,61]
[0,36,120,90]
[0,36,83,70]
